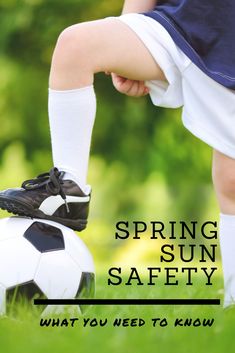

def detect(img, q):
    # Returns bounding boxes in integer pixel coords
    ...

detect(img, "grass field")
[0,273,235,353]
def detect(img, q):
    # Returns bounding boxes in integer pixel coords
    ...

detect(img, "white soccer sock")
[48,86,96,193]
[219,213,235,307]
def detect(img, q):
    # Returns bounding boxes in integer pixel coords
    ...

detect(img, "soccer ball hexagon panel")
[0,217,95,314]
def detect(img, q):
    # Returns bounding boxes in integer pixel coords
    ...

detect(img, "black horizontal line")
[34,298,220,306]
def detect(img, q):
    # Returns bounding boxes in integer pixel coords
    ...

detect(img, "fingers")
[126,80,148,97]
[124,80,149,97]
[111,73,149,97]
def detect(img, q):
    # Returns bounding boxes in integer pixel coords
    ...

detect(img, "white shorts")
[118,13,235,159]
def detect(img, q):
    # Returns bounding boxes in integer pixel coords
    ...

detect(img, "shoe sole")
[0,197,87,232]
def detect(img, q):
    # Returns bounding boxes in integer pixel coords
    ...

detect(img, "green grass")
[0,274,235,353]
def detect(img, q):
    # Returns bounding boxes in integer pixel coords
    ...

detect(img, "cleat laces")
[22,167,70,213]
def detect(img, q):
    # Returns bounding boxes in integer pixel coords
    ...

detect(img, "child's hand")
[110,73,149,97]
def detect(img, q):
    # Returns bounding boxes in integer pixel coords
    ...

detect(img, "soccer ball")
[0,217,95,315]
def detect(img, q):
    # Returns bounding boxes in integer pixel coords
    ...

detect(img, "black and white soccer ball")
[0,217,95,315]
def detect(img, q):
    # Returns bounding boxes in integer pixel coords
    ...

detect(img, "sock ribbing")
[48,85,96,193]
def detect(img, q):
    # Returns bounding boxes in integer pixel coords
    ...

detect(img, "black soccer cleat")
[0,167,90,231]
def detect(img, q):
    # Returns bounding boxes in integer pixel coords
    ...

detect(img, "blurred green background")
[0,1,232,353]
[0,0,219,267]
[0,0,221,269]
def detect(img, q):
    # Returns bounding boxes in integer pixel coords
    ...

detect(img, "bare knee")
[213,170,235,199]
[49,21,104,88]
[212,151,235,213]
[53,23,94,69]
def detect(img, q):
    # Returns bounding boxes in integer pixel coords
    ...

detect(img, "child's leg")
[0,17,166,230]
[49,18,165,89]
[212,150,235,306]
[48,18,165,190]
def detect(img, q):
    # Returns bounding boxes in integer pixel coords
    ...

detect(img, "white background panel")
[0,284,6,315]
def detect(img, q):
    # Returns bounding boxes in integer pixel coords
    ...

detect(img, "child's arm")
[110,0,159,97]
[122,0,157,14]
